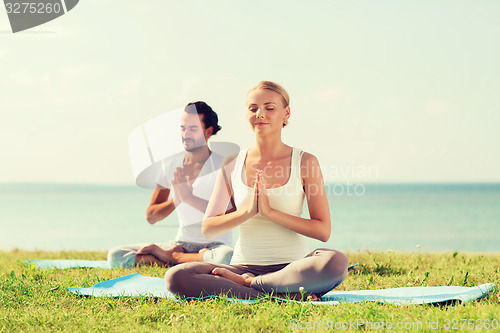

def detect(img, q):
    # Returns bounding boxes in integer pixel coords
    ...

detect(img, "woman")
[165,81,348,299]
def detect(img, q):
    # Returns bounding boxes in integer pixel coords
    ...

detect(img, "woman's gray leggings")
[165,248,348,299]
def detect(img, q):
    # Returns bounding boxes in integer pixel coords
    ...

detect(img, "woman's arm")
[258,152,331,242]
[202,155,258,239]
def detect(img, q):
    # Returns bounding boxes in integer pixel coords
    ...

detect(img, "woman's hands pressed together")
[242,170,274,219]
[256,171,274,218]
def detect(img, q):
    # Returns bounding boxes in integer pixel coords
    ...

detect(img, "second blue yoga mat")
[25,259,111,269]
[67,273,496,305]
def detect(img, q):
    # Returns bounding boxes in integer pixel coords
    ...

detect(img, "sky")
[1,0,499,184]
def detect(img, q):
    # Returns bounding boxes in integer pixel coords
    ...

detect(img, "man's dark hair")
[185,101,221,135]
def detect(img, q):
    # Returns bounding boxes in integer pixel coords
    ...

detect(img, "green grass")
[1,250,498,332]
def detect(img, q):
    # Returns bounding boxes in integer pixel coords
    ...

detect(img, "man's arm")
[146,187,176,224]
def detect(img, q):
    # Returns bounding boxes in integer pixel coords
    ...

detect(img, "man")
[108,102,233,267]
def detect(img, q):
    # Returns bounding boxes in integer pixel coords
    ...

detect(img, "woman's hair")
[185,101,222,135]
[248,81,290,127]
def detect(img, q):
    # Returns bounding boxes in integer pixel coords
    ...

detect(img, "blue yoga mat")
[67,273,496,305]
[25,259,111,269]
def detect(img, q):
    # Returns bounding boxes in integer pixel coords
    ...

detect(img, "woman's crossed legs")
[165,248,348,299]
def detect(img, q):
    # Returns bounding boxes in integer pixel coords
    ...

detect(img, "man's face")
[180,112,210,152]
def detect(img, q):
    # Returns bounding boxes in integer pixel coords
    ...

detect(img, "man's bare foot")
[185,248,209,262]
[137,243,159,255]
[211,267,255,287]
[144,244,184,264]
[160,245,185,264]
[135,244,186,266]
[138,244,184,256]
[170,245,185,253]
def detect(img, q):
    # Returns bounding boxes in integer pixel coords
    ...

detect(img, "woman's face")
[246,89,290,135]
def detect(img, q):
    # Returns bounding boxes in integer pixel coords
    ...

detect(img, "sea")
[0,183,499,253]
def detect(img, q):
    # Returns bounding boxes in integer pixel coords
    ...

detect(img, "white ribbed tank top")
[230,147,309,265]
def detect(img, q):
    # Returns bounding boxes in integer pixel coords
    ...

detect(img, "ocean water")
[0,183,499,252]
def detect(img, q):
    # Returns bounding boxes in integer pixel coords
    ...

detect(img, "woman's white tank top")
[230,147,309,265]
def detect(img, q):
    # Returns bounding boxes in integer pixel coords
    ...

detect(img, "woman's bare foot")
[211,267,255,287]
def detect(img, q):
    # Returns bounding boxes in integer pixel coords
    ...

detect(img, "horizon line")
[1,181,500,187]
